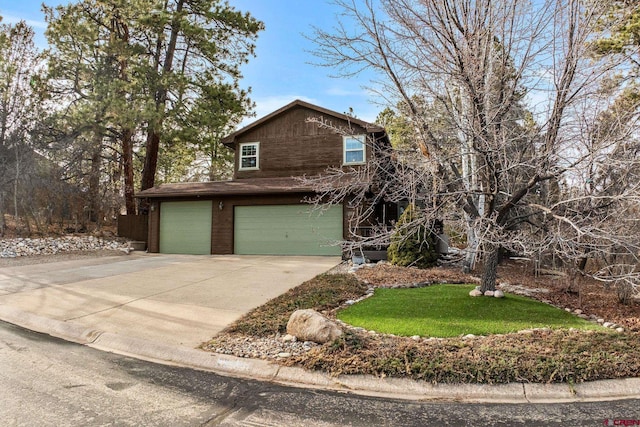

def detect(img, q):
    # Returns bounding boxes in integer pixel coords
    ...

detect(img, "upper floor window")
[239,142,260,170]
[343,135,366,165]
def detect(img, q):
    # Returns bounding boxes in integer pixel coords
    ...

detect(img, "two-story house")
[136,99,392,256]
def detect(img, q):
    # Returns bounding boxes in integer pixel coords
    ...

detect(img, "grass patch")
[337,285,599,337]
[224,273,368,337]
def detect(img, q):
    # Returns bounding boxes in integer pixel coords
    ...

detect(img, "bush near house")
[387,205,439,268]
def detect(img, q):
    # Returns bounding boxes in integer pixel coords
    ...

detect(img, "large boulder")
[286,309,342,344]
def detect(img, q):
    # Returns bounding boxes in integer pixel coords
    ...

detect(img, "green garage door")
[234,205,343,256]
[159,201,212,254]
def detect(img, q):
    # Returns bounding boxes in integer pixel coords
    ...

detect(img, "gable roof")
[221,99,385,147]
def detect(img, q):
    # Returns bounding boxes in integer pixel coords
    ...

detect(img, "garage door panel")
[234,205,342,256]
[160,201,212,254]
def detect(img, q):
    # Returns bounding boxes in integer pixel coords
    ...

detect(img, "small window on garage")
[239,142,260,170]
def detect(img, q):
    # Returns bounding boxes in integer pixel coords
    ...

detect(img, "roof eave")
[135,185,315,199]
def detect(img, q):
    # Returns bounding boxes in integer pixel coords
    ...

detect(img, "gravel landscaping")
[0,236,131,267]
[0,236,130,258]
[202,333,321,360]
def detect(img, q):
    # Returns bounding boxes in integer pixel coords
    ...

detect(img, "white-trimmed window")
[343,135,366,165]
[239,142,260,170]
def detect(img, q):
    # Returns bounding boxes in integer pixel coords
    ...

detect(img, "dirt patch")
[0,250,129,268]
[283,328,640,384]
[495,260,640,333]
[355,263,478,287]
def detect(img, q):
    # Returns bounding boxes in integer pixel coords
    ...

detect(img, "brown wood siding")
[148,202,160,252]
[211,195,232,254]
[233,105,369,180]
[117,214,148,242]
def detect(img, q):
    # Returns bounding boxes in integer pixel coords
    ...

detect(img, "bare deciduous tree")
[0,20,43,235]
[306,0,640,294]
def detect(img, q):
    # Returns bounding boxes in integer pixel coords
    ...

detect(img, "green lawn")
[337,284,600,337]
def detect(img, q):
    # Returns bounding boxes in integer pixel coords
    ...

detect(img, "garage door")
[159,201,212,254]
[234,205,343,256]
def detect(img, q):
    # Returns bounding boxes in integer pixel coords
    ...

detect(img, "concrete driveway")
[0,253,340,348]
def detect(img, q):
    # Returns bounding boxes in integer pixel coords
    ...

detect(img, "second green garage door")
[159,201,212,254]
[234,204,343,256]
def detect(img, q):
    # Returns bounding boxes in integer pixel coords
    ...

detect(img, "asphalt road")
[1,321,638,427]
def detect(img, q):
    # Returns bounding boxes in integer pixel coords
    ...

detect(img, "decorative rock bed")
[0,236,129,258]
[201,334,320,360]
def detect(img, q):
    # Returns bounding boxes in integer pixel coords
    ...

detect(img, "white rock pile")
[469,286,505,298]
[203,334,319,360]
[0,236,127,258]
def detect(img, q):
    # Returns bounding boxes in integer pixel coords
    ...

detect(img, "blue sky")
[0,0,381,125]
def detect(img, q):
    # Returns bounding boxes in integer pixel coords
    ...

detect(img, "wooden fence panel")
[117,214,148,242]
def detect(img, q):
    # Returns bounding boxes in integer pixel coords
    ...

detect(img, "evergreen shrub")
[387,204,439,268]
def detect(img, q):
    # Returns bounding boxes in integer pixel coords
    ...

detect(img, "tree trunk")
[13,147,19,220]
[464,224,479,272]
[88,139,102,224]
[140,0,184,193]
[141,130,160,191]
[480,244,500,293]
[0,191,5,236]
[112,11,136,215]
[122,127,136,214]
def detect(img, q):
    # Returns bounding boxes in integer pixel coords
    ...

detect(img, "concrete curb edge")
[1,305,638,403]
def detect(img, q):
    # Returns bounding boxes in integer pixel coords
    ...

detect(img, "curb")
[1,305,639,403]
[0,305,103,344]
